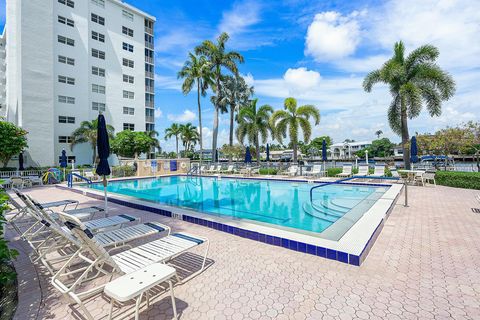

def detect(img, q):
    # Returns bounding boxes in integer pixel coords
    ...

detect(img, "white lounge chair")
[51,212,209,320]
[221,165,235,174]
[373,165,386,177]
[287,165,298,176]
[355,165,370,177]
[423,171,436,186]
[205,165,215,174]
[305,164,323,177]
[336,165,353,177]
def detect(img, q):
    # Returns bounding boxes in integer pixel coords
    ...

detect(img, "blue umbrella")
[18,152,24,171]
[215,149,219,163]
[322,139,327,161]
[410,136,418,164]
[266,144,270,162]
[60,149,67,181]
[96,114,111,215]
[245,146,252,163]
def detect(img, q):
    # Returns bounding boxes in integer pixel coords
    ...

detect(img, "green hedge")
[259,168,278,175]
[435,171,480,190]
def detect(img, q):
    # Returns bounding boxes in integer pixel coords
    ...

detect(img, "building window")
[123,107,135,115]
[58,95,75,104]
[122,58,134,68]
[123,74,134,84]
[91,48,105,59]
[58,35,75,46]
[58,0,74,8]
[92,102,106,112]
[122,10,134,21]
[122,42,134,52]
[122,26,134,37]
[58,75,75,85]
[92,66,105,77]
[92,84,106,94]
[58,15,75,27]
[146,123,155,131]
[91,31,105,43]
[58,116,75,124]
[58,136,73,143]
[123,90,134,99]
[58,55,75,65]
[91,0,104,7]
[123,123,135,131]
[91,13,105,26]
[59,155,76,163]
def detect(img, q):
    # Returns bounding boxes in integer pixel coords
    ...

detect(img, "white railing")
[0,170,43,178]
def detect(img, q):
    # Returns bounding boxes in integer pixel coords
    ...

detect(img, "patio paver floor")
[6,184,480,320]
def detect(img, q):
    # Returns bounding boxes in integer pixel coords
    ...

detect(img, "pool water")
[88,176,389,234]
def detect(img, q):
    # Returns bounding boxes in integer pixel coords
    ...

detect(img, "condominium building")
[1,0,155,166]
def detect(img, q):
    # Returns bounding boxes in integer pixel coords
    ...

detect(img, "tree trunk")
[197,80,203,168]
[92,145,97,166]
[401,99,411,169]
[292,139,298,163]
[228,105,235,163]
[176,136,179,159]
[211,72,221,162]
[255,134,260,165]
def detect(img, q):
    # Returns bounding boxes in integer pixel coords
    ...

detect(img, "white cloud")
[154,108,163,119]
[305,11,362,61]
[167,110,196,122]
[218,1,261,36]
[283,68,321,95]
[155,74,182,91]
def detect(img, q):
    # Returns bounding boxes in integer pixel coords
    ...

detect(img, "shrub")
[327,168,342,177]
[259,168,278,175]
[111,165,136,178]
[435,171,480,190]
[0,183,19,285]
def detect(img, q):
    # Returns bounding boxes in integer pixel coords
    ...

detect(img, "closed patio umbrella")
[410,136,418,164]
[18,152,24,171]
[96,114,111,216]
[60,149,67,181]
[322,139,327,174]
[266,144,270,162]
[245,146,252,164]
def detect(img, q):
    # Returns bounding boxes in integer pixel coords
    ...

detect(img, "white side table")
[104,263,178,320]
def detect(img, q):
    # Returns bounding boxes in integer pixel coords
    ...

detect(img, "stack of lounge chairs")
[5,189,209,320]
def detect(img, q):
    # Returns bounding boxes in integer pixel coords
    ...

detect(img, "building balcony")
[145,101,154,108]
[145,26,153,35]
[145,56,154,64]
[146,115,154,123]
[145,71,154,79]
[145,42,154,50]
[145,86,154,93]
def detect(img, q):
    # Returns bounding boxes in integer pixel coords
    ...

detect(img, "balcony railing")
[145,71,154,79]
[145,42,154,50]
[145,56,154,64]
[145,101,154,108]
[146,116,154,123]
[145,86,154,93]
[145,26,153,35]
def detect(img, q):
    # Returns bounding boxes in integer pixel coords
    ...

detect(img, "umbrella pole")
[103,176,108,217]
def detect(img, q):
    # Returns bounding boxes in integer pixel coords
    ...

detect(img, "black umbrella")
[60,149,68,181]
[18,152,24,171]
[96,114,111,216]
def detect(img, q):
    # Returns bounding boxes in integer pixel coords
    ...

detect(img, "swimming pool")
[87,176,389,238]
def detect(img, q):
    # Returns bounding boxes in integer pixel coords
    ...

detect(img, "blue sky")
[1,0,479,151]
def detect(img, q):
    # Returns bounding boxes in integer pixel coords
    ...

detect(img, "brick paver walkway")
[6,185,480,319]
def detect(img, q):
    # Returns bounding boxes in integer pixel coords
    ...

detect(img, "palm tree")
[363,41,455,169]
[146,130,160,158]
[70,119,114,165]
[375,130,383,139]
[164,123,182,158]
[270,97,320,163]
[236,99,273,164]
[180,123,200,154]
[177,53,213,164]
[217,75,254,147]
[195,32,244,162]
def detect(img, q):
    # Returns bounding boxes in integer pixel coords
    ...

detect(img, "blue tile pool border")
[57,178,401,267]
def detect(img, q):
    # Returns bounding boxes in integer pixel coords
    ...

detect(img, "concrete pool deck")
[7,185,480,319]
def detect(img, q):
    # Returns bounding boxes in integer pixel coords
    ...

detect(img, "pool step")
[302,203,339,223]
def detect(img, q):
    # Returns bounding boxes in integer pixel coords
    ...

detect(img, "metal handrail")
[187,165,198,177]
[67,173,92,188]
